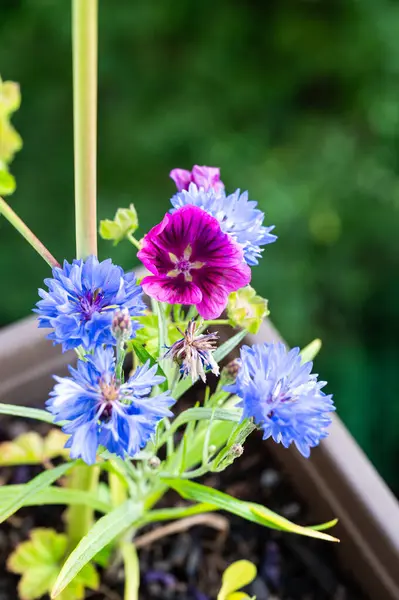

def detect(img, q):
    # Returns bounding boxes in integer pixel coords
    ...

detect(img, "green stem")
[127,232,141,250]
[121,542,140,600]
[0,196,59,267]
[66,0,99,553]
[66,465,99,552]
[72,0,98,259]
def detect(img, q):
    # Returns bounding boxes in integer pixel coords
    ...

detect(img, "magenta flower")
[137,205,251,319]
[170,165,224,194]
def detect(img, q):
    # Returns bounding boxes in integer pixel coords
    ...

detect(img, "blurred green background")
[1,0,399,490]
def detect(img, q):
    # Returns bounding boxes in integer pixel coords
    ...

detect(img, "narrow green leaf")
[51,500,143,598]
[213,329,247,363]
[309,518,339,531]
[173,329,247,400]
[0,462,75,524]
[131,343,168,392]
[0,403,55,424]
[142,502,218,526]
[0,485,109,513]
[164,479,339,542]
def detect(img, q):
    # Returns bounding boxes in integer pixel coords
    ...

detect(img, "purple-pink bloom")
[170,165,224,194]
[137,205,251,319]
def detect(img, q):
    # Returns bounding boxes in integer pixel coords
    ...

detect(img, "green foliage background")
[1,0,399,489]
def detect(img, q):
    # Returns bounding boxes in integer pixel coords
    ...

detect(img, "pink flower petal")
[170,168,193,192]
[191,165,224,193]
[142,275,202,305]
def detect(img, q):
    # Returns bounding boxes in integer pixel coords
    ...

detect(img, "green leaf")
[0,429,68,466]
[300,338,322,364]
[0,461,75,524]
[7,528,99,600]
[132,312,182,358]
[131,342,168,392]
[0,78,21,116]
[0,485,109,513]
[218,560,257,600]
[0,403,55,424]
[164,479,339,542]
[99,204,138,245]
[227,286,269,334]
[51,500,143,598]
[141,502,218,526]
[0,167,16,195]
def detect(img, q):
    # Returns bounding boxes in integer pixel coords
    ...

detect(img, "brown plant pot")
[1,315,399,599]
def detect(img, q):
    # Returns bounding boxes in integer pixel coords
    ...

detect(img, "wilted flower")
[35,256,144,352]
[227,286,269,334]
[47,347,175,465]
[137,205,251,319]
[225,343,335,457]
[171,184,277,265]
[164,319,220,382]
[170,165,224,194]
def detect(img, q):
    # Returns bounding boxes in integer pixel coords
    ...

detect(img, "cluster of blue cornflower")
[35,168,335,465]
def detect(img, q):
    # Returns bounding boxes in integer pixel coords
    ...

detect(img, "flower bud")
[148,456,161,469]
[231,443,244,457]
[112,308,132,341]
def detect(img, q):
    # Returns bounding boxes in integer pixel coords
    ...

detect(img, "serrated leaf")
[131,342,168,392]
[51,500,143,598]
[227,286,269,335]
[99,204,138,245]
[132,312,182,358]
[7,528,99,600]
[164,479,339,542]
[218,560,257,600]
[300,338,322,363]
[0,117,22,163]
[0,461,75,524]
[0,79,21,116]
[0,429,68,466]
[0,167,16,195]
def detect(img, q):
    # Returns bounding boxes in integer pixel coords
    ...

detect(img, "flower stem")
[72,0,98,259]
[0,196,59,267]
[127,232,141,250]
[121,542,140,600]
[66,465,99,553]
[66,0,99,553]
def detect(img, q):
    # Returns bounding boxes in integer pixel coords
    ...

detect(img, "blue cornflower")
[170,183,277,265]
[35,256,145,351]
[224,343,335,457]
[47,347,175,465]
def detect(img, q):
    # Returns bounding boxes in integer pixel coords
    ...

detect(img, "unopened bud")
[222,359,240,383]
[112,308,132,340]
[231,443,244,457]
[209,445,217,455]
[148,456,161,469]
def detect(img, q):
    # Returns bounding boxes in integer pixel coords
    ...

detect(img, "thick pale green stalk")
[66,466,99,553]
[66,0,99,551]
[72,0,98,259]
[121,542,140,600]
[0,196,59,267]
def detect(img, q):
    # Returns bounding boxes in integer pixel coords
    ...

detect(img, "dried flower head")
[164,319,220,383]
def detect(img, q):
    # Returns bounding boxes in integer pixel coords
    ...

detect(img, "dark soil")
[0,418,367,600]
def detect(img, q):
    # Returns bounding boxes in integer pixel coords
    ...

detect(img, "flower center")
[167,245,205,282]
[79,288,104,319]
[98,378,120,422]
